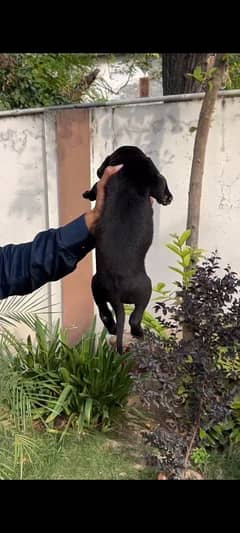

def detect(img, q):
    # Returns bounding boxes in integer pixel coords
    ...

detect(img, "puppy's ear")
[82,182,98,201]
[97,155,111,178]
[149,180,163,203]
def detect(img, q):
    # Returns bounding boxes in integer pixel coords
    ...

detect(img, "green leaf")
[169,266,184,277]
[182,247,192,256]
[177,385,186,395]
[46,384,72,423]
[199,429,207,440]
[183,253,191,268]
[178,229,192,246]
[192,65,204,82]
[153,282,166,292]
[166,243,182,257]
[84,398,93,426]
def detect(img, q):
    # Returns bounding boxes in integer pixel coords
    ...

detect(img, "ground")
[0,329,239,480]
[0,412,156,480]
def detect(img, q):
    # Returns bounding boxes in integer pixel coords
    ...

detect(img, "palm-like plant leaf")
[0,288,56,329]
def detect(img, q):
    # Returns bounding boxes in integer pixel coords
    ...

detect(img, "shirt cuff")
[57,214,95,257]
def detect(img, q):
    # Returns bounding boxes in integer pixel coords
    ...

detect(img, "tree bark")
[162,53,209,95]
[186,54,227,248]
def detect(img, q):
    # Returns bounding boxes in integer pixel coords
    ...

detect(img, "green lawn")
[0,429,155,480]
[1,414,240,479]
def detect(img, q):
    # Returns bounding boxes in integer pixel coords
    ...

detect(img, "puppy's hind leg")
[91,274,116,334]
[129,276,152,338]
[110,300,125,354]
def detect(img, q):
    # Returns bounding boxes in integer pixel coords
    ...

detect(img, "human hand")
[85,164,123,233]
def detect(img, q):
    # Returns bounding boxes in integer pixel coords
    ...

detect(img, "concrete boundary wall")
[1,93,239,339]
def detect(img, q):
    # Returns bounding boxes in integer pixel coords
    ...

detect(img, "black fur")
[83,146,173,353]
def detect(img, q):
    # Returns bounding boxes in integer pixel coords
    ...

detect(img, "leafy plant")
[217,350,240,380]
[191,446,210,468]
[0,53,101,110]
[1,317,134,433]
[14,432,39,480]
[0,446,14,480]
[0,289,52,329]
[132,239,240,473]
[166,229,204,288]
[223,54,240,90]
[200,394,240,450]
[0,53,162,111]
[125,230,203,340]
[155,248,240,349]
[0,384,39,479]
[187,65,218,91]
[185,53,240,92]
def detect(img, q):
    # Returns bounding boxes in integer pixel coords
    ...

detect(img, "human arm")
[0,164,123,299]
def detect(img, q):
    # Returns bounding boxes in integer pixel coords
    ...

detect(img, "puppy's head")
[97,145,173,206]
[97,146,146,178]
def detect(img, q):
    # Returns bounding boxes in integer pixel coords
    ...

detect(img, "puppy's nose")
[164,193,173,205]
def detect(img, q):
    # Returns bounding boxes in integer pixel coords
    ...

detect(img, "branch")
[70,68,100,101]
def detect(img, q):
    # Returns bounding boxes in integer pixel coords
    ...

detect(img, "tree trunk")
[182,54,227,343]
[162,53,209,95]
[186,54,227,248]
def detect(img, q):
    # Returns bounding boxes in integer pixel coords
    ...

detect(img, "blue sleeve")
[0,215,95,299]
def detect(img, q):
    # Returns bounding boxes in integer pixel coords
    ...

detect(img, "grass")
[0,429,155,480]
[204,446,240,480]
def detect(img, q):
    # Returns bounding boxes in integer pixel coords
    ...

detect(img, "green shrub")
[1,317,134,433]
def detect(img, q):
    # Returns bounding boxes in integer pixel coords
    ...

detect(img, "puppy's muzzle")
[162,193,173,206]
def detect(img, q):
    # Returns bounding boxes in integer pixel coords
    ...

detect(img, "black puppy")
[83,146,173,353]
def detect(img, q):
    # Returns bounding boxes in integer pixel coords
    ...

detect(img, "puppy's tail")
[114,302,125,354]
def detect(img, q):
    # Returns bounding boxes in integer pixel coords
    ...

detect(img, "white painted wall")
[0,111,61,331]
[1,94,240,335]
